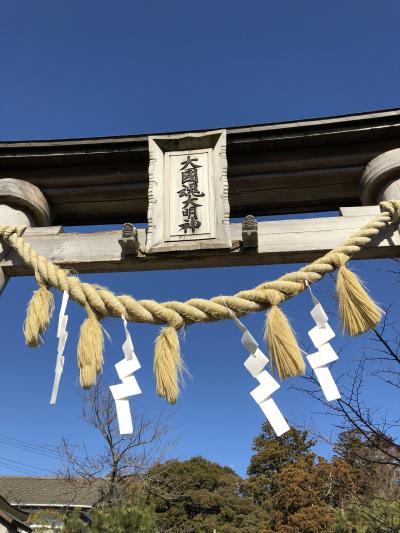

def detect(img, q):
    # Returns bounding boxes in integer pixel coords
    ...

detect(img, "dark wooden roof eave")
[0,494,31,532]
[0,108,399,226]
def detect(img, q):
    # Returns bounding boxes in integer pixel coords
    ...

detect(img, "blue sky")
[0,0,399,478]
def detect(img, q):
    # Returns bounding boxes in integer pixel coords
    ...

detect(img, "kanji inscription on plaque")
[146,130,230,253]
[177,155,205,235]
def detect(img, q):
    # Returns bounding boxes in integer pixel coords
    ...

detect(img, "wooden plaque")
[146,129,230,253]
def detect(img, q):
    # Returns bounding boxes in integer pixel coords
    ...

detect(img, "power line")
[0,461,35,476]
[0,433,58,455]
[0,434,59,459]
[0,439,57,459]
[0,456,54,475]
[0,459,54,477]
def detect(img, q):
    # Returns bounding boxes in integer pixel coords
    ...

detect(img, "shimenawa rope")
[1,200,399,402]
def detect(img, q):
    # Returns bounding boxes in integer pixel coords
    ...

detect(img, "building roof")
[0,477,105,508]
[0,493,31,531]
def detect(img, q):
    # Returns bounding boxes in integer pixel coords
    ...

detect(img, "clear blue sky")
[0,0,399,478]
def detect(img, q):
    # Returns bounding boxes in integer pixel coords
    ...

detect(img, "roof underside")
[1,108,400,226]
[0,494,30,530]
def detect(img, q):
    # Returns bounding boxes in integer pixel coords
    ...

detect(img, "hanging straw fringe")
[154,326,183,404]
[77,311,104,388]
[334,253,382,336]
[1,200,399,396]
[23,280,54,347]
[265,305,305,380]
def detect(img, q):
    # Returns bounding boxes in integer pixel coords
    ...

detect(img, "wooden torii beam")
[1,108,400,225]
[1,207,399,280]
[0,109,400,292]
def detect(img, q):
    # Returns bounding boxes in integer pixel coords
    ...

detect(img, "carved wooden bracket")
[118,223,140,256]
[242,215,258,250]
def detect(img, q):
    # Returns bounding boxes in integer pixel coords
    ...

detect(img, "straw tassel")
[335,258,382,336]
[154,326,183,404]
[23,282,54,347]
[77,311,104,388]
[265,306,305,380]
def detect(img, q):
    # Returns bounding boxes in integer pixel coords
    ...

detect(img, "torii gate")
[0,108,399,288]
[0,109,399,434]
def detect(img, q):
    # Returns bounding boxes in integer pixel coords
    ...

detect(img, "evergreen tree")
[64,503,158,533]
[244,423,360,532]
[245,422,314,508]
[146,456,270,532]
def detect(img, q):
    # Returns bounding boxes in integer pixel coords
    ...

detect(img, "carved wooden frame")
[146,129,230,253]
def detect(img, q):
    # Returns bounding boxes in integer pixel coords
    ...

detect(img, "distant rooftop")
[0,476,105,508]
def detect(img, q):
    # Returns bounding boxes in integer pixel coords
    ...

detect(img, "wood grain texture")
[146,130,230,252]
[1,109,400,225]
[1,208,398,277]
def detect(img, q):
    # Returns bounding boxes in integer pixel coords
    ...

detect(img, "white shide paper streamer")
[109,316,142,435]
[50,291,69,405]
[306,288,341,402]
[230,311,290,437]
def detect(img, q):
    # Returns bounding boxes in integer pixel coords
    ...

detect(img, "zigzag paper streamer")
[306,286,341,402]
[229,311,290,437]
[50,291,69,405]
[109,316,142,434]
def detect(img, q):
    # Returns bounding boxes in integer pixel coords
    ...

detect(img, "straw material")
[23,285,54,347]
[2,200,399,396]
[77,313,104,388]
[336,265,382,336]
[154,326,183,404]
[265,306,305,380]
[79,365,97,389]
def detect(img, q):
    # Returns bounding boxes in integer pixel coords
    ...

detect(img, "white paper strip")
[57,330,68,356]
[50,355,65,405]
[229,310,290,436]
[313,366,341,401]
[110,316,143,435]
[57,291,69,337]
[115,357,141,380]
[251,371,280,404]
[310,303,328,328]
[115,399,133,434]
[251,370,280,402]
[306,300,341,402]
[259,398,291,437]
[230,312,259,354]
[306,343,338,370]
[110,375,142,400]
[244,348,269,378]
[308,322,335,348]
[50,291,69,405]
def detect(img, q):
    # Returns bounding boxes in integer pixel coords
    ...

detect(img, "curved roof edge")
[0,107,400,147]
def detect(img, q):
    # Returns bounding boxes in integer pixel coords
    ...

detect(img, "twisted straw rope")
[1,201,399,327]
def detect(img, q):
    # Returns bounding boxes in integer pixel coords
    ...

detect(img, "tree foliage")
[243,424,361,532]
[145,456,269,532]
[64,503,158,533]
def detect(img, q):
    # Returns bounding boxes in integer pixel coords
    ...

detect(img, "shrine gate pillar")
[360,149,400,204]
[0,178,51,293]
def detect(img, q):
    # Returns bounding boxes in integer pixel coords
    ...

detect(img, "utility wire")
[0,459,55,477]
[0,456,54,475]
[0,432,58,455]
[0,434,59,459]
[0,434,60,476]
